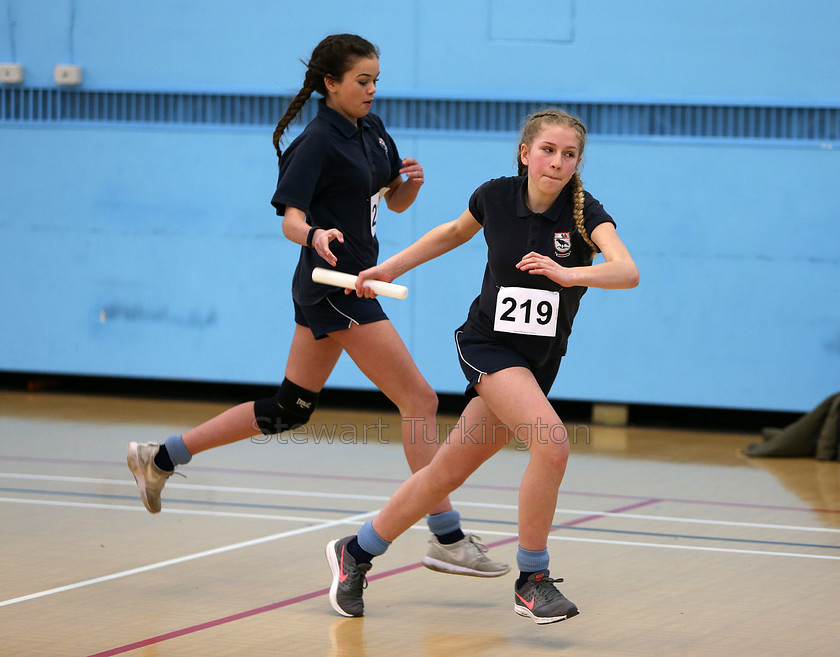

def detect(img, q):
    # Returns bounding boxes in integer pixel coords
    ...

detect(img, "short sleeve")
[582,192,616,242]
[270,131,327,216]
[467,180,494,226]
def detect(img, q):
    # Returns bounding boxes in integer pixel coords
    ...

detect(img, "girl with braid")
[327,108,639,623]
[127,34,508,579]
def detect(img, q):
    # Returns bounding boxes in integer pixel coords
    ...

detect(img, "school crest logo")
[377,137,388,157]
[554,232,571,257]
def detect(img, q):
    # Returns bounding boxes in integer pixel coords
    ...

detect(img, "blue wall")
[1,0,838,412]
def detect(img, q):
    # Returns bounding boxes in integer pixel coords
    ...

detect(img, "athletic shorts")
[294,292,388,339]
[455,327,562,398]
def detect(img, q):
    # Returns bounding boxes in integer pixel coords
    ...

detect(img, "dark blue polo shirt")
[463,175,616,366]
[271,99,402,305]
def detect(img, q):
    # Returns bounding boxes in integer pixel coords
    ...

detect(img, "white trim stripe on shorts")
[455,330,487,384]
[326,296,361,330]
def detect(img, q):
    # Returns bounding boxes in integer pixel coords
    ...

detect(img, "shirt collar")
[515,175,572,223]
[317,98,369,138]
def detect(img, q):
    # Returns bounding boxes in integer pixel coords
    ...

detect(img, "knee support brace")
[253,378,319,435]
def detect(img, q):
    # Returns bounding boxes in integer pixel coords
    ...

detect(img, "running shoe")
[126,442,176,514]
[326,536,371,617]
[514,570,579,624]
[422,533,510,577]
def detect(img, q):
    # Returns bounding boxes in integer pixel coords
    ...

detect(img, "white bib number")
[493,286,559,337]
[370,187,389,238]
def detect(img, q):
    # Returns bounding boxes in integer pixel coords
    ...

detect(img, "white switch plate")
[54,64,83,86]
[0,63,24,84]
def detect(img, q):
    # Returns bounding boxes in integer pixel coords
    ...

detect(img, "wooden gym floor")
[1,390,838,656]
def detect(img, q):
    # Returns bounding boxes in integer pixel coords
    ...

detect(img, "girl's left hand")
[516,252,578,287]
[399,158,424,187]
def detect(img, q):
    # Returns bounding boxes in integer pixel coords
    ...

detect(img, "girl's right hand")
[311,228,344,267]
[353,264,395,298]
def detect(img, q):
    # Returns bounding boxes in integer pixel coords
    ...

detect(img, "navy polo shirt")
[271,99,402,305]
[463,175,616,366]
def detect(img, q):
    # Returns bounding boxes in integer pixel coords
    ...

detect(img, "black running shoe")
[326,536,370,617]
[514,570,579,625]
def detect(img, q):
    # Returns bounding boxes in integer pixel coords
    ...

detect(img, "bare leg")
[182,324,343,455]
[182,318,454,518]
[328,319,451,515]
[371,395,510,540]
[473,368,569,551]
[370,366,568,551]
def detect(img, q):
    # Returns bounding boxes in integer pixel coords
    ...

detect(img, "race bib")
[493,286,559,337]
[370,187,389,238]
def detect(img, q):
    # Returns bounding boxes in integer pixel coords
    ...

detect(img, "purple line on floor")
[3,453,837,514]
[84,498,661,656]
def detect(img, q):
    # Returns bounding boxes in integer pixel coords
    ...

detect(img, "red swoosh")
[515,591,535,611]
[338,547,349,582]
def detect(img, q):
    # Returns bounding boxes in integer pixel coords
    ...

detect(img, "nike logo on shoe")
[339,546,349,582]
[515,591,536,611]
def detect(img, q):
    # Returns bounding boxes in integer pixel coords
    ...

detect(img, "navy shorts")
[455,327,562,398]
[294,292,388,339]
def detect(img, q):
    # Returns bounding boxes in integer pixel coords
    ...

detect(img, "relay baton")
[311,267,408,300]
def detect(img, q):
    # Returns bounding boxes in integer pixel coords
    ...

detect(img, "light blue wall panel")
[1,0,418,93]
[413,0,840,101]
[4,125,835,410]
[0,126,291,383]
[5,1,837,99]
[2,0,839,413]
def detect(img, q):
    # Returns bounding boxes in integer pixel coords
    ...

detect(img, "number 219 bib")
[493,286,559,337]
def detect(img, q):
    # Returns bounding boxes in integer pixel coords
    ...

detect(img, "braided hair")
[272,34,380,162]
[516,108,597,253]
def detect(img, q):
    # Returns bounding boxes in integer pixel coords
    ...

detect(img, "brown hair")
[516,109,597,252]
[272,34,380,161]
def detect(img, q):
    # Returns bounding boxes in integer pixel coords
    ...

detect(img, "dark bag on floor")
[744,392,840,461]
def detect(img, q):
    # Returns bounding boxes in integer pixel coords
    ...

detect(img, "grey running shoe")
[422,533,510,577]
[126,442,176,514]
[326,536,371,617]
[514,570,579,624]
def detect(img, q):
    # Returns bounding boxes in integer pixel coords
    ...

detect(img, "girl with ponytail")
[327,108,639,623]
[129,34,508,586]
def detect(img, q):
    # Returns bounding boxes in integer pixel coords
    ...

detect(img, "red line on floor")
[85,498,661,656]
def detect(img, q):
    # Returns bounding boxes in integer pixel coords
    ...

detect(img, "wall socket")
[0,63,25,84]
[55,64,83,86]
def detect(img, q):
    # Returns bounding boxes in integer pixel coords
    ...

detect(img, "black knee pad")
[254,378,319,435]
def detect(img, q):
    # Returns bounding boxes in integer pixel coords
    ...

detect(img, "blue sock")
[356,521,391,559]
[162,434,192,466]
[516,545,550,587]
[427,510,465,544]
